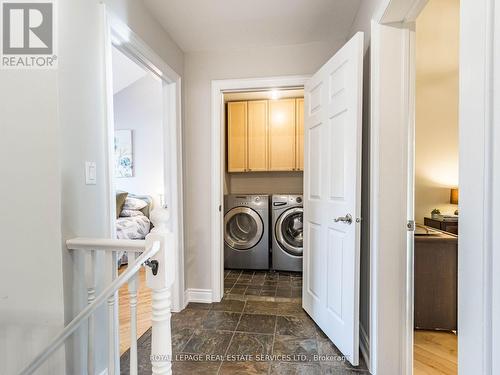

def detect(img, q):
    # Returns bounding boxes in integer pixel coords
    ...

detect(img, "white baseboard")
[184,288,213,304]
[360,323,370,372]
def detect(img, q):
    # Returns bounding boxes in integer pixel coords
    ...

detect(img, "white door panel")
[302,32,364,366]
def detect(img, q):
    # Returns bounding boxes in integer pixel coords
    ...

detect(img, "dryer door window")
[224,207,264,250]
[276,207,303,256]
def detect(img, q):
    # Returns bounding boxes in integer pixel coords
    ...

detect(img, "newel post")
[146,205,175,375]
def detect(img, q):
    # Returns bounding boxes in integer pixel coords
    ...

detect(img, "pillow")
[123,197,148,211]
[116,191,128,218]
[120,209,145,217]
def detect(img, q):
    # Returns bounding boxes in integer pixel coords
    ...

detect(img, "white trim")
[370,0,423,372]
[210,75,310,302]
[404,24,416,375]
[359,323,370,369]
[102,6,184,311]
[492,4,500,374]
[380,0,428,23]
[459,0,497,374]
[370,20,412,374]
[98,369,108,375]
[106,12,179,84]
[185,289,213,304]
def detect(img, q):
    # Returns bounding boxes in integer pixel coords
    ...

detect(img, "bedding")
[116,191,128,218]
[120,209,145,217]
[116,214,151,240]
[123,197,148,211]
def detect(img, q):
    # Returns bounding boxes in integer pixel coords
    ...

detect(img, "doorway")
[412,1,459,374]
[369,0,474,373]
[211,32,366,369]
[102,5,185,360]
[210,76,310,303]
[109,44,164,355]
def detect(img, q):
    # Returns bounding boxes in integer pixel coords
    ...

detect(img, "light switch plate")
[85,162,97,185]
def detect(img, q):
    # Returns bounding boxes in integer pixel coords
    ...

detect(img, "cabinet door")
[269,98,296,171]
[247,100,268,171]
[296,98,304,171]
[227,101,247,172]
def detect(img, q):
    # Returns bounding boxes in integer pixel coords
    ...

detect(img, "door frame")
[102,7,185,312]
[210,75,310,302]
[371,0,500,374]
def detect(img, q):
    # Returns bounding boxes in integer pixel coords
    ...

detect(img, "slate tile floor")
[121,270,369,374]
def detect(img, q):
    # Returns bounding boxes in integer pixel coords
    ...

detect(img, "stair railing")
[19,206,175,375]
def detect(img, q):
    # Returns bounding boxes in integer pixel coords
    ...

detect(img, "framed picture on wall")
[114,130,133,178]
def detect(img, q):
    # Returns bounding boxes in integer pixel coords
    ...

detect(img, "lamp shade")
[450,188,459,205]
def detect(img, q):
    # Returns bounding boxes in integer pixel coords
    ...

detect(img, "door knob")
[334,213,353,225]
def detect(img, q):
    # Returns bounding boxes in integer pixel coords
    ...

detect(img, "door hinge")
[407,220,415,232]
[219,205,222,212]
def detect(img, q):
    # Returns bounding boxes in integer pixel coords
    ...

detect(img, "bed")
[115,192,153,265]
[116,193,153,240]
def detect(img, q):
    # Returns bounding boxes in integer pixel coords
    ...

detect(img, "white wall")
[415,0,459,223]
[113,75,164,206]
[59,1,182,372]
[0,71,65,374]
[349,0,388,49]
[458,0,499,373]
[0,0,183,373]
[183,39,344,291]
[228,172,303,195]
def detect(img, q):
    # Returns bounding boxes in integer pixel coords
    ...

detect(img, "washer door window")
[276,207,303,256]
[225,207,264,250]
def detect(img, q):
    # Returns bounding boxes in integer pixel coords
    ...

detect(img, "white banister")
[19,240,160,375]
[22,210,176,375]
[128,251,139,375]
[67,238,146,252]
[86,250,97,375]
[147,205,175,375]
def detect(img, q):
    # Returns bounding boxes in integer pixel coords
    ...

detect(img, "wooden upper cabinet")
[227,101,247,172]
[296,98,304,171]
[269,98,296,171]
[247,100,268,171]
[226,98,303,173]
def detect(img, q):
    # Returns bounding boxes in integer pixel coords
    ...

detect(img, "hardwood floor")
[118,266,152,355]
[414,330,457,375]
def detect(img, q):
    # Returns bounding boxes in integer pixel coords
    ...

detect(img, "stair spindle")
[86,250,97,375]
[128,252,139,375]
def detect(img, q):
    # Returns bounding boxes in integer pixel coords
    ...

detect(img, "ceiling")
[143,0,362,52]
[112,47,148,94]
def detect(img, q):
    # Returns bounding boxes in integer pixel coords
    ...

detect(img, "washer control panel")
[272,194,303,207]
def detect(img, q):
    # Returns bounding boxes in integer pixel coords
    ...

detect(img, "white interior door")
[302,32,364,366]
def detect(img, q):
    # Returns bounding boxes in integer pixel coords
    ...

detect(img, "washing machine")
[271,194,303,272]
[224,194,269,270]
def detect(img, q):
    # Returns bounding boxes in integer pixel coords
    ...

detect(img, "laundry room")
[223,88,304,299]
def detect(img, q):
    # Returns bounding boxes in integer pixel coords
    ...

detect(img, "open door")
[302,32,364,366]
